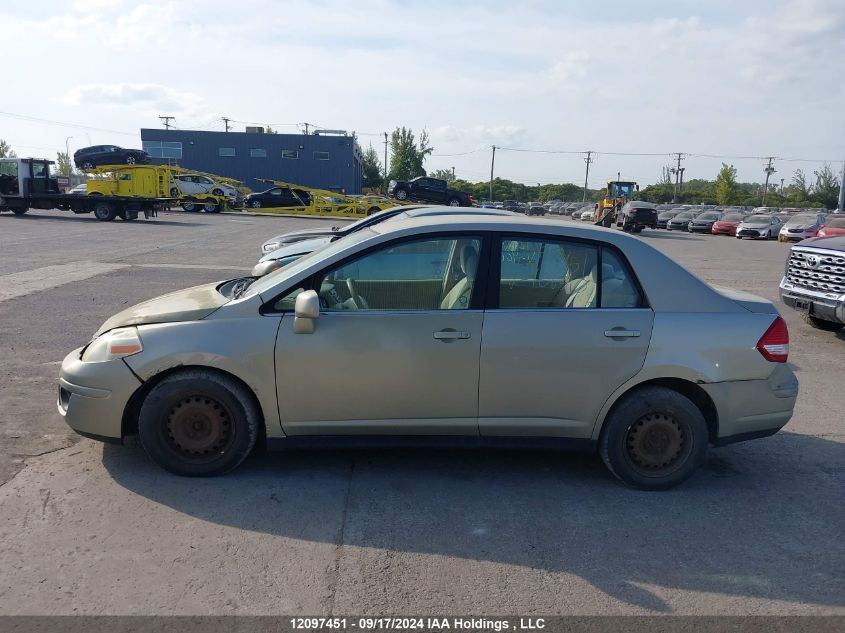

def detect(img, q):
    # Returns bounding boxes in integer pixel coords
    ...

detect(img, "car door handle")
[604,329,640,338]
[434,330,471,341]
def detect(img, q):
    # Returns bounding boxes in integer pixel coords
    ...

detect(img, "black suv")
[387,177,472,206]
[73,145,151,170]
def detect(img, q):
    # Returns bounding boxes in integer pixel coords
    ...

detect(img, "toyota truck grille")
[787,247,845,293]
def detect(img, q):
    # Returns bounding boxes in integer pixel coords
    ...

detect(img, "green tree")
[429,168,455,182]
[0,139,16,158]
[55,151,74,176]
[811,164,841,209]
[362,145,383,189]
[714,163,739,205]
[388,127,433,181]
[788,169,810,203]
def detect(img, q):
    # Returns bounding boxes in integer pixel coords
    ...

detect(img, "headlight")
[262,241,280,253]
[81,327,143,363]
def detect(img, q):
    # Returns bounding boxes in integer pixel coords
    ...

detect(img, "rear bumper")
[702,363,798,441]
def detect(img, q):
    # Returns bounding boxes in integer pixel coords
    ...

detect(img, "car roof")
[401,206,514,218]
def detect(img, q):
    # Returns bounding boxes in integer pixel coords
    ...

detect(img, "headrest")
[460,244,479,278]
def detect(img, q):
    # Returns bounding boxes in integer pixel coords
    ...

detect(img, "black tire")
[181,201,197,212]
[88,191,103,196]
[125,155,136,165]
[447,197,460,207]
[11,207,28,216]
[394,188,408,200]
[203,200,220,213]
[600,386,708,490]
[632,225,643,234]
[250,199,262,209]
[801,312,844,331]
[170,187,179,198]
[93,202,116,221]
[138,369,260,477]
[366,206,380,216]
[122,210,138,221]
[211,188,224,197]
[82,162,94,170]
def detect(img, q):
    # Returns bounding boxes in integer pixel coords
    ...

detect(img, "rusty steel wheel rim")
[165,395,234,460]
[625,413,689,476]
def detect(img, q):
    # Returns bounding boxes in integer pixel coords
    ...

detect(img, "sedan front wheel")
[138,369,260,476]
[600,386,708,490]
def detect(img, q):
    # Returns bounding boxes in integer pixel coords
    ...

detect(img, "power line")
[0,110,136,136]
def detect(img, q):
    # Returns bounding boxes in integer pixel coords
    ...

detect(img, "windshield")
[608,182,635,198]
[745,215,771,223]
[722,213,744,222]
[696,213,720,221]
[674,212,696,220]
[787,214,819,225]
[243,228,378,299]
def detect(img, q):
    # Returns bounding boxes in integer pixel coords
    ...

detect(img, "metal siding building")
[139,129,363,194]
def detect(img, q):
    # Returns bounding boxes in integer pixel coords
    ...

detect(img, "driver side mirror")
[293,290,320,334]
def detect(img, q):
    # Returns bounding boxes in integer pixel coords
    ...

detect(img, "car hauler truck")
[0,158,171,221]
[250,179,404,216]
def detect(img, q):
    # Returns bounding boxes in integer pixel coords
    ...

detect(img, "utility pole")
[221,117,231,133]
[670,152,684,202]
[383,132,389,195]
[64,136,73,176]
[763,157,776,206]
[302,122,313,135]
[679,167,686,195]
[451,166,455,181]
[158,116,174,130]
[582,151,593,202]
[489,145,496,202]
[780,177,785,193]
[838,157,845,213]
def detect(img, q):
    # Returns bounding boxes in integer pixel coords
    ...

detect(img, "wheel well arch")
[600,377,719,443]
[121,364,266,443]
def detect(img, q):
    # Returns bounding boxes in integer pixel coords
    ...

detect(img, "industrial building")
[139,128,363,194]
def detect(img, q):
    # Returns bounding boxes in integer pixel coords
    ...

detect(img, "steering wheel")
[346,278,369,310]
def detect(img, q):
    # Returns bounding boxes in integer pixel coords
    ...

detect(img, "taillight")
[756,316,789,362]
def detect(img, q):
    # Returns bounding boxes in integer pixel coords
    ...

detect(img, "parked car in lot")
[502,200,519,212]
[666,211,697,231]
[59,214,797,490]
[777,213,827,242]
[656,210,681,229]
[571,208,586,220]
[73,145,150,170]
[527,203,546,216]
[244,186,312,209]
[255,206,514,276]
[711,212,745,236]
[780,235,845,331]
[818,217,845,237]
[736,214,783,240]
[688,211,724,233]
[387,176,473,206]
[617,201,658,233]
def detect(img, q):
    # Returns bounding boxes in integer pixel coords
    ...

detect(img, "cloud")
[61,83,210,120]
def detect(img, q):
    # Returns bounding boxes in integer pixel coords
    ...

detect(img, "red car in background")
[711,212,745,236]
[818,217,845,237]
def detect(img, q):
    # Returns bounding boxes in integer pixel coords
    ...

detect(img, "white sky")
[1,0,843,188]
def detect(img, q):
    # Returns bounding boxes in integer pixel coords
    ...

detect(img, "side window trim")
[486,233,649,310]
[261,232,492,314]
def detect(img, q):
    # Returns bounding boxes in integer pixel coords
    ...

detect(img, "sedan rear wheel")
[138,369,259,476]
[600,386,708,490]
[125,155,136,165]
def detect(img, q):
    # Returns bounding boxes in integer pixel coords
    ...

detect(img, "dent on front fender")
[123,318,284,438]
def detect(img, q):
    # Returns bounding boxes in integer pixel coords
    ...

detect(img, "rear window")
[826,218,845,228]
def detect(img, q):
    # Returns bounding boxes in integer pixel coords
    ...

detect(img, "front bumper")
[737,228,766,238]
[57,347,142,442]
[689,224,713,233]
[779,280,845,324]
[703,363,798,443]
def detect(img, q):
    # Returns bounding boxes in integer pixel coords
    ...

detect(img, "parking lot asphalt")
[0,209,842,615]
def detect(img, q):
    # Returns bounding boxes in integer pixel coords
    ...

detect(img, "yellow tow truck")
[85,164,242,213]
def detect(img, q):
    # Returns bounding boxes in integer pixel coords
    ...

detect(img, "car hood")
[94,282,229,337]
[259,235,333,262]
[739,222,769,229]
[710,285,776,314]
[265,227,337,246]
